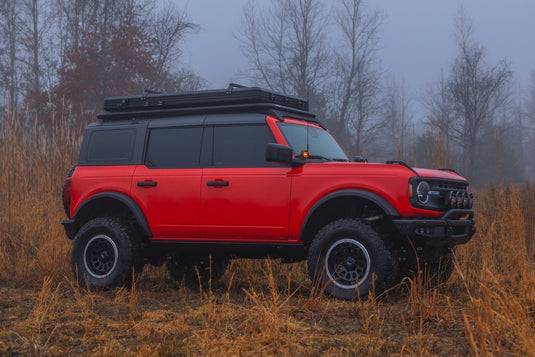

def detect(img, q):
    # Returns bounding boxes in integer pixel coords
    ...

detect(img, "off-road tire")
[167,255,228,287]
[71,217,140,290]
[307,219,396,300]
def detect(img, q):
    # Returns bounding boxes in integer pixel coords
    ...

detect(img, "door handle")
[137,181,157,187]
[207,180,229,187]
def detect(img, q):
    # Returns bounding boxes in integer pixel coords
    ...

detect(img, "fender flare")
[74,192,152,237]
[300,189,400,238]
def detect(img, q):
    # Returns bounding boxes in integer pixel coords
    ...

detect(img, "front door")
[200,124,292,241]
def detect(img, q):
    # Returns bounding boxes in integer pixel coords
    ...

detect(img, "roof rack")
[101,84,309,115]
[96,102,318,123]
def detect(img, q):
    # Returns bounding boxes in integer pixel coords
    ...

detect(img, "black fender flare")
[300,189,400,239]
[74,192,152,237]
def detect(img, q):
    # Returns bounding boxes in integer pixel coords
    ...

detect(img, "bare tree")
[423,70,456,167]
[378,76,412,161]
[331,0,383,155]
[448,10,511,178]
[238,0,329,102]
[149,2,199,91]
[528,71,535,123]
[0,0,21,110]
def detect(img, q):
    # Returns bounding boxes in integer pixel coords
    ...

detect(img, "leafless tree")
[423,70,456,167]
[331,0,384,155]
[149,2,199,91]
[528,71,535,123]
[448,10,511,178]
[0,0,22,110]
[378,75,412,161]
[238,0,329,101]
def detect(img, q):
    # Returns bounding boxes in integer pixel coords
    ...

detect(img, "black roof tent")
[97,84,319,124]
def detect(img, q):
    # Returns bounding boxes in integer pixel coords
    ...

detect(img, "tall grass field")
[1,108,535,355]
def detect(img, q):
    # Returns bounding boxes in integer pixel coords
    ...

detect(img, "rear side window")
[212,124,276,167]
[86,129,136,163]
[145,127,203,168]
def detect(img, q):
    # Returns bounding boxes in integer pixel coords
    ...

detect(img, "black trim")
[73,192,152,237]
[386,160,420,177]
[301,189,400,239]
[149,241,307,261]
[137,181,157,187]
[207,181,229,187]
[61,219,76,240]
[392,209,476,247]
[438,168,460,175]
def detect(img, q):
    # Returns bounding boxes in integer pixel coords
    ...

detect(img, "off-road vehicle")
[62,84,475,299]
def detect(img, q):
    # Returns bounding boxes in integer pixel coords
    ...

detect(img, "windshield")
[277,122,349,162]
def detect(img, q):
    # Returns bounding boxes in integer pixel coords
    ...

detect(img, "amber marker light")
[301,150,310,159]
[409,183,413,198]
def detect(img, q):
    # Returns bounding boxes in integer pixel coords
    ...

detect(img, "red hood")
[413,167,467,181]
[304,162,467,182]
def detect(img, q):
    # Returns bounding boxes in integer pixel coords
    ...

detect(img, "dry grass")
[2,108,535,356]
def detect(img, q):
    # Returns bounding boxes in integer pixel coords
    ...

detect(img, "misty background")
[1,0,534,186]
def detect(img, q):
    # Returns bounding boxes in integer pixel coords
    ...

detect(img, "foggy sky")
[181,0,535,119]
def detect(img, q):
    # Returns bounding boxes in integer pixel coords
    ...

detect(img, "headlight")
[416,181,430,204]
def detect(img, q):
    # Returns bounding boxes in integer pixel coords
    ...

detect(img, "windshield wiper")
[307,155,349,162]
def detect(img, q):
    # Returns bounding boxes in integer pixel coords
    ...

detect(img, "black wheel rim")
[83,234,118,278]
[325,238,371,289]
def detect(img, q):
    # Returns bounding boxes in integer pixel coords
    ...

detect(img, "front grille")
[410,177,473,211]
[428,179,473,210]
[435,181,468,191]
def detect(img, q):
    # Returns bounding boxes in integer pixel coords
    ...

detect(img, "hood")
[413,167,467,181]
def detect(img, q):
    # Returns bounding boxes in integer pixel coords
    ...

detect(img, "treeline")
[238,0,535,186]
[1,0,534,186]
[0,0,202,126]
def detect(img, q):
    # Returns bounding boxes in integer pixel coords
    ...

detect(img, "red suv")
[62,84,475,300]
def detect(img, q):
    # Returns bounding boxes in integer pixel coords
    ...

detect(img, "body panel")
[132,165,202,238]
[200,167,292,240]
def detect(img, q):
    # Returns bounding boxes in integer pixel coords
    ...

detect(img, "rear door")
[200,121,292,241]
[133,117,204,239]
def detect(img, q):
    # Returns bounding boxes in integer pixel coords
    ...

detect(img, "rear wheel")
[71,218,141,289]
[307,219,396,300]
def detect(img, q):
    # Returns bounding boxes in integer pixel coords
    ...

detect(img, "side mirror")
[265,143,304,167]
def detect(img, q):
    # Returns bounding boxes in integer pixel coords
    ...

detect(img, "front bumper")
[392,209,476,246]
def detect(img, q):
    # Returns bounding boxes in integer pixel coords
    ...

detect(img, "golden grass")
[2,108,535,355]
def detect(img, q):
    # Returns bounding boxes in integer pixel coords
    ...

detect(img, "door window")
[145,127,203,168]
[212,125,276,167]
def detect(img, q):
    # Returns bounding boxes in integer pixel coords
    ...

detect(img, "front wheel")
[307,219,396,300]
[71,218,140,289]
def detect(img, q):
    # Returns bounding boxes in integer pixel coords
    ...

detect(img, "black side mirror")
[265,143,304,167]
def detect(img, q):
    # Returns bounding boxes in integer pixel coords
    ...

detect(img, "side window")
[145,127,203,168]
[213,124,276,167]
[86,129,136,164]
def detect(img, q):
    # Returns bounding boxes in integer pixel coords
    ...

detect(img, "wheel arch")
[73,192,152,238]
[300,189,400,245]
